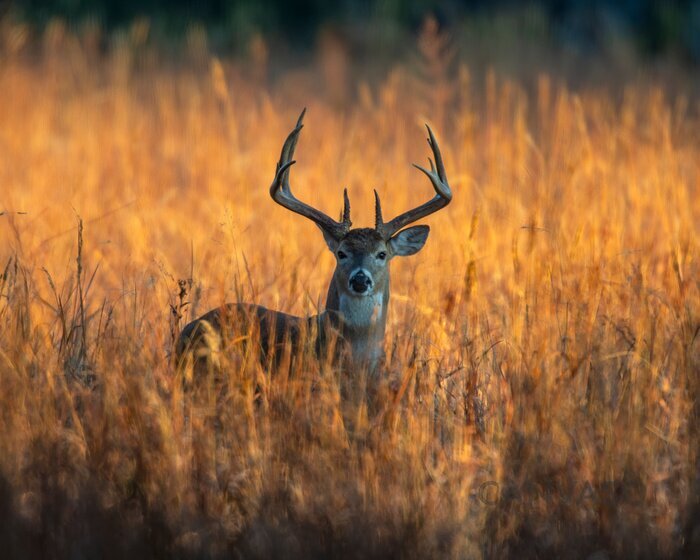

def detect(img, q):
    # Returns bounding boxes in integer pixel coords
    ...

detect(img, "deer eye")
[377,251,387,260]
[337,251,348,260]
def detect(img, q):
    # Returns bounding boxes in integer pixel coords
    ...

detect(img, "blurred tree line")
[5,0,700,63]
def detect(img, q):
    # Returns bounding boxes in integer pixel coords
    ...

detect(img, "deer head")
[270,109,452,310]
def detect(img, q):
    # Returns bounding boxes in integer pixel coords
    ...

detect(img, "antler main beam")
[270,109,352,240]
[375,125,452,239]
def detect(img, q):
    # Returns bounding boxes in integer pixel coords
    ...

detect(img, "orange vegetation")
[0,20,698,559]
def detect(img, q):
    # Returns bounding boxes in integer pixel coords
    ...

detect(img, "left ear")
[389,225,430,256]
[317,224,339,252]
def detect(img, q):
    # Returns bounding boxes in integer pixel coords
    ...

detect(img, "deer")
[176,109,452,376]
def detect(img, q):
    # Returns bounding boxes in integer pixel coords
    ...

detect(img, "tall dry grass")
[0,20,699,559]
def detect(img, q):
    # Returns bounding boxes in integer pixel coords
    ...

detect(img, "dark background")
[5,0,700,63]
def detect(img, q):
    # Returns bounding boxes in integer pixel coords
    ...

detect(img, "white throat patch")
[338,292,384,329]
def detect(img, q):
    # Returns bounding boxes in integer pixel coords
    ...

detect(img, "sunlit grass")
[0,21,698,559]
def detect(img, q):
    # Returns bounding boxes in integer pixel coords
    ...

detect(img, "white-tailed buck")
[177,110,452,373]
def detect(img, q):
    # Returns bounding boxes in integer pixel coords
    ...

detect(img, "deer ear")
[389,225,430,256]
[317,224,339,252]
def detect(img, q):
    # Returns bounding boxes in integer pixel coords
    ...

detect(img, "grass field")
[0,21,699,559]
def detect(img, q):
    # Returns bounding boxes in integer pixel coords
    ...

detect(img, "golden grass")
[0,22,699,559]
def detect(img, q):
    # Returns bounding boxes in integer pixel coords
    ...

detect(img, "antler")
[375,125,452,239]
[270,109,351,240]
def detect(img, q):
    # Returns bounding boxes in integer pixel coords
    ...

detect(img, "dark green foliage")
[8,0,700,61]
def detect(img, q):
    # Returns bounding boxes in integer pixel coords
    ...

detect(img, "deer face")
[321,226,430,297]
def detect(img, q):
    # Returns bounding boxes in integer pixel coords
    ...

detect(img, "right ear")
[317,224,339,252]
[389,225,430,256]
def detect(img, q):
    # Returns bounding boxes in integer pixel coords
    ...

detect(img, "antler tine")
[342,188,351,223]
[377,124,452,239]
[273,108,305,194]
[374,189,384,230]
[270,109,352,240]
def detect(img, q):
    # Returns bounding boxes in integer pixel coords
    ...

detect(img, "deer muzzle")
[349,270,373,294]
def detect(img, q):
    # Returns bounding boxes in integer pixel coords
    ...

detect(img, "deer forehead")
[338,228,385,254]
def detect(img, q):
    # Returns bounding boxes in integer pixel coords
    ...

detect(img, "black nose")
[350,272,372,293]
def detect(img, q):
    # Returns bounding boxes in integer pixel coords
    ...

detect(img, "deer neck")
[323,271,388,364]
